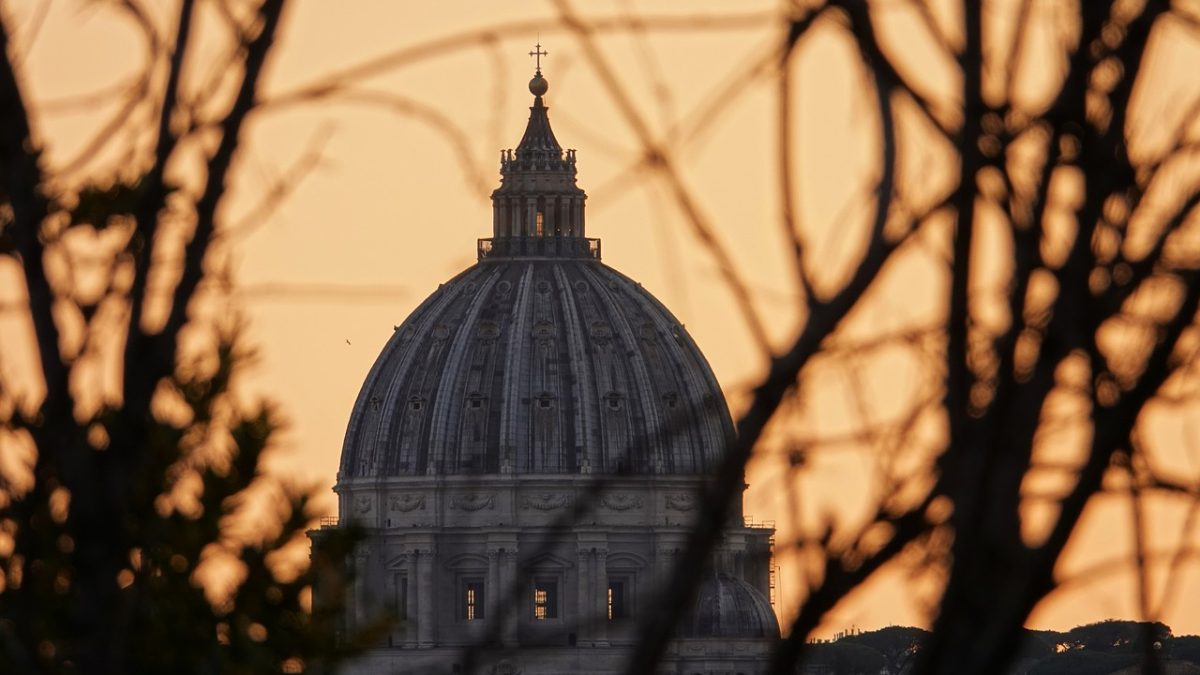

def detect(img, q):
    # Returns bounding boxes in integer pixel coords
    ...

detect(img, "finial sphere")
[529,73,549,96]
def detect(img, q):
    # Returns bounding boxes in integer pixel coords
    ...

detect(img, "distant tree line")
[800,621,1200,675]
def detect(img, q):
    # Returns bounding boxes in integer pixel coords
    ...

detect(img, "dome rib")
[340,271,467,477]
[554,265,598,471]
[426,272,500,473]
[579,263,665,473]
[497,265,534,471]
[680,574,780,639]
[617,271,726,472]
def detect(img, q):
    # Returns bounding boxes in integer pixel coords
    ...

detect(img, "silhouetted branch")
[222,124,334,241]
[554,0,774,354]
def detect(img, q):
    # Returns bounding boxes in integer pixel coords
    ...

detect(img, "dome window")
[477,321,500,339]
[531,320,556,339]
[408,397,425,412]
[605,393,623,411]
[590,321,612,339]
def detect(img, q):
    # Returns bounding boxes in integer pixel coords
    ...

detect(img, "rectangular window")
[463,580,485,621]
[396,576,408,621]
[533,580,558,620]
[608,578,628,620]
[536,211,544,237]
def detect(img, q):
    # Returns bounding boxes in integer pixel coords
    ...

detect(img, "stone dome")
[680,573,780,639]
[339,258,734,478]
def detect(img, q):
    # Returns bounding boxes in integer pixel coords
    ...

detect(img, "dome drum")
[335,476,733,531]
[477,236,600,261]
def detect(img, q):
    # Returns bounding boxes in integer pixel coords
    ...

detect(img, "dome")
[340,258,734,478]
[679,573,780,639]
[339,57,734,480]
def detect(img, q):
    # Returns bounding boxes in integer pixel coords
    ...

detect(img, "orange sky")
[6,0,1200,638]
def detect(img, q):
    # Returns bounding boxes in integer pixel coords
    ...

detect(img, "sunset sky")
[7,0,1200,638]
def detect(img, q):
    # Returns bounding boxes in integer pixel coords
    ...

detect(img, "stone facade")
[318,62,778,675]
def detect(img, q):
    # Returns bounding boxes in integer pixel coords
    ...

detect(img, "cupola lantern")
[483,49,594,260]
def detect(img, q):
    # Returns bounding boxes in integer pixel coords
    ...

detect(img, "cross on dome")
[528,42,549,97]
[528,41,548,74]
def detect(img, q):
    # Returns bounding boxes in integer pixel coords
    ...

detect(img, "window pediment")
[443,552,489,571]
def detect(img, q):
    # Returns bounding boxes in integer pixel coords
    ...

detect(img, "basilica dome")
[338,74,734,479]
[339,257,733,478]
[326,59,779,675]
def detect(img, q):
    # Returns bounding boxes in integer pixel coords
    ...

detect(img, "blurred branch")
[554,0,773,354]
[260,87,492,197]
[0,11,65,412]
[53,0,161,178]
[1122,445,1166,674]
[122,0,197,400]
[151,0,286,376]
[8,0,51,67]
[623,1,907,668]
[778,7,825,303]
[268,11,775,108]
[222,123,334,241]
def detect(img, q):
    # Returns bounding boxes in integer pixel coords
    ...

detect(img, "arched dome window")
[604,392,624,412]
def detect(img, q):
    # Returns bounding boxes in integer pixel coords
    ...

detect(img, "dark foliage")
[1170,637,1200,665]
[0,1,383,673]
[1025,651,1140,675]
[801,623,1200,675]
[800,641,889,674]
[841,626,929,671]
[1057,620,1172,654]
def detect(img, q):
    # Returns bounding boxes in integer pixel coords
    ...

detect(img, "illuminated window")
[533,580,558,620]
[536,211,544,236]
[608,578,628,620]
[462,580,484,621]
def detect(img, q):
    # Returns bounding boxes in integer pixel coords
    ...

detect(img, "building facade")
[324,61,778,675]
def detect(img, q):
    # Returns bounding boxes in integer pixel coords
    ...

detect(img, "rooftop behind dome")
[679,573,781,639]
